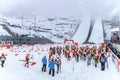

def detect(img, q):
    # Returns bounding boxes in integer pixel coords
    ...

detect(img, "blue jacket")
[48,60,56,69]
[42,56,47,64]
[114,48,117,55]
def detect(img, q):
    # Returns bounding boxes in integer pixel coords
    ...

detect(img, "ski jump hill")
[72,16,91,44]
[72,17,104,44]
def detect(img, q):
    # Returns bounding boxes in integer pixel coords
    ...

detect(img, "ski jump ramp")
[88,18,104,43]
[72,16,91,44]
[72,17,104,44]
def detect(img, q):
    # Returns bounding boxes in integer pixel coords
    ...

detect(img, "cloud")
[0,0,120,17]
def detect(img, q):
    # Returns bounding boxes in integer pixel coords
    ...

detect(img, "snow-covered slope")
[0,16,111,44]
[0,22,11,36]
[104,23,111,40]
[72,16,91,44]
[89,18,104,43]
[0,44,120,80]
[0,17,79,43]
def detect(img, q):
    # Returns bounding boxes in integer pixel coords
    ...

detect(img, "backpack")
[101,57,105,62]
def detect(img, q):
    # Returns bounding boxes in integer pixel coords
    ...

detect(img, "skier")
[100,53,106,71]
[91,48,95,59]
[86,49,90,55]
[98,48,102,57]
[48,58,57,77]
[66,49,71,61]
[106,45,108,53]
[57,48,61,56]
[50,46,52,51]
[0,53,6,67]
[87,54,92,66]
[63,47,65,55]
[94,54,99,68]
[55,57,61,73]
[48,50,52,61]
[52,47,55,55]
[105,52,109,69]
[42,55,47,72]
[76,51,79,62]
[24,54,30,68]
[83,50,86,61]
[113,48,117,55]
[72,46,76,57]
[60,47,62,54]
[79,48,83,60]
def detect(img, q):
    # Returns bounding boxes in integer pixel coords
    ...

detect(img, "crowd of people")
[39,43,110,77]
[62,44,110,70]
[0,43,111,77]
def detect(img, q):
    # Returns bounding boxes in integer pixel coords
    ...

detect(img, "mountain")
[0,16,80,43]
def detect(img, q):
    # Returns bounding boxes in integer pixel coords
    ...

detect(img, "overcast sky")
[0,0,120,18]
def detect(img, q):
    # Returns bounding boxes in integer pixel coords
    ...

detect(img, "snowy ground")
[0,44,120,80]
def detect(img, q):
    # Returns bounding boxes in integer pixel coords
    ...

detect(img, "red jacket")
[0,54,6,60]
[58,49,61,56]
[25,54,29,61]
[66,50,70,58]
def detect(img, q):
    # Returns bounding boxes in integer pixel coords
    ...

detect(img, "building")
[0,35,53,46]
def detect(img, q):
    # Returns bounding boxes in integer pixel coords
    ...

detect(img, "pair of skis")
[19,59,36,66]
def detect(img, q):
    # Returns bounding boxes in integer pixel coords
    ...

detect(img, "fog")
[0,0,120,18]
